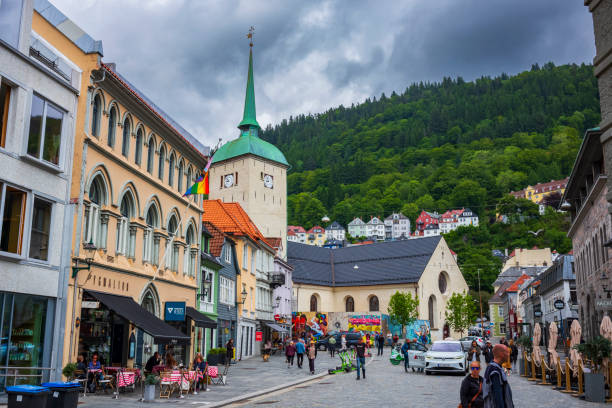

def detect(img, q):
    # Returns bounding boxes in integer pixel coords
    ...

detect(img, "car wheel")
[425,370,431,376]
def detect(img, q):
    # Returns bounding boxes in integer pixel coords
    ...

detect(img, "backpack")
[483,362,514,408]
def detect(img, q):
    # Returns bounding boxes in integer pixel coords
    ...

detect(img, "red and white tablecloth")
[116,372,135,387]
[206,366,217,378]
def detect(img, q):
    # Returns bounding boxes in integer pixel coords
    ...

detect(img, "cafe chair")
[159,371,176,399]
[211,362,229,385]
[74,369,88,397]
[97,369,114,393]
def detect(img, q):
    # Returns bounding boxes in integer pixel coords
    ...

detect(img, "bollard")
[529,352,538,381]
[572,361,584,398]
[555,359,562,389]
[522,351,528,377]
[538,356,550,385]
[561,359,573,393]
[607,363,612,403]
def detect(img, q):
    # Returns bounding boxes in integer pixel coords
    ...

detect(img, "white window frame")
[224,244,231,263]
[242,243,248,270]
[84,202,102,248]
[26,93,65,168]
[143,227,153,263]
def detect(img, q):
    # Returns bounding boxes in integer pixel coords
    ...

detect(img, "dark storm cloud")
[50,0,594,148]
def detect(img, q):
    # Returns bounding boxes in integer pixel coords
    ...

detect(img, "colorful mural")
[292,312,328,338]
[347,314,381,333]
[381,316,431,343]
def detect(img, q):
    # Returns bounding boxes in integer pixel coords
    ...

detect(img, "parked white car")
[424,340,467,375]
[459,336,485,350]
[406,342,428,371]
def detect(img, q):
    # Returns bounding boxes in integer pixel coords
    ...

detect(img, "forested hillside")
[261,63,600,232]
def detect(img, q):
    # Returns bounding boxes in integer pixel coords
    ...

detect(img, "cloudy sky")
[50,0,596,148]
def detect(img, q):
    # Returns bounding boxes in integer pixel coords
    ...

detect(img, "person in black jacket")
[483,341,493,364]
[144,352,161,374]
[460,361,484,408]
[508,339,518,373]
[484,344,514,407]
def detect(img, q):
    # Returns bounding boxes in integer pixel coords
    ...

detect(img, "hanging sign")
[534,311,542,317]
[128,333,136,359]
[554,300,565,310]
[255,331,263,342]
[164,302,186,321]
[82,301,100,309]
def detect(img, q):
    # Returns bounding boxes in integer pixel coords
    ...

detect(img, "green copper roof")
[238,48,260,129]
[212,45,288,167]
[212,131,289,166]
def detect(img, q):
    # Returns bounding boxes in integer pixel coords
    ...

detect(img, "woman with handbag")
[459,361,483,408]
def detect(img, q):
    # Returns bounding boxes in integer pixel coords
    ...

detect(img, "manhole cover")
[255,401,279,405]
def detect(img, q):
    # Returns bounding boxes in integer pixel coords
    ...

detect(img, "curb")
[205,356,375,407]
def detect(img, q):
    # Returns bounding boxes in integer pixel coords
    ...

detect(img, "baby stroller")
[389,344,404,365]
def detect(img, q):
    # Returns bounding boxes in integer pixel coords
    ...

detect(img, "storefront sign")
[554,299,565,310]
[596,299,612,310]
[534,311,542,317]
[82,301,100,309]
[128,333,136,359]
[255,331,263,342]
[164,302,186,321]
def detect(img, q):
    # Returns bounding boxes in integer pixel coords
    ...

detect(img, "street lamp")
[236,288,248,305]
[68,240,97,360]
[274,296,281,309]
[197,275,212,300]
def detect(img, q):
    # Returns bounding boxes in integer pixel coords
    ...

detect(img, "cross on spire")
[247,26,255,48]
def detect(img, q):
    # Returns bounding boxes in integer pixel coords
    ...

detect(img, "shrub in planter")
[62,363,77,380]
[144,374,159,401]
[218,347,227,364]
[207,348,220,365]
[574,336,612,403]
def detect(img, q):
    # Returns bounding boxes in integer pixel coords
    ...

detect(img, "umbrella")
[548,322,559,366]
[569,319,582,373]
[533,322,542,363]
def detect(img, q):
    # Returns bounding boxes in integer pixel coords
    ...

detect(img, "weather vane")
[247,26,255,47]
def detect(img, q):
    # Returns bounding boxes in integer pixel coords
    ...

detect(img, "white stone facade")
[347,217,366,238]
[384,213,410,239]
[366,217,385,240]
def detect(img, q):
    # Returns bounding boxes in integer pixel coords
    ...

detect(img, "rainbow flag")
[183,171,209,196]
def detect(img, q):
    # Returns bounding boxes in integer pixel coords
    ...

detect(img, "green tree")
[444,292,477,337]
[387,291,419,337]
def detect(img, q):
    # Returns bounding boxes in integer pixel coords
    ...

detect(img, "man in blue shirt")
[401,339,411,372]
[295,339,306,369]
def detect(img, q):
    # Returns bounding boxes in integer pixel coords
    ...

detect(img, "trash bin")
[41,382,80,408]
[6,385,50,408]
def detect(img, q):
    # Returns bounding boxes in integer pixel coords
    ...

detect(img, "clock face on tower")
[224,174,234,188]
[263,174,274,188]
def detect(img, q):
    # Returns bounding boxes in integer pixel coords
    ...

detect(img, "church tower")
[208,38,289,259]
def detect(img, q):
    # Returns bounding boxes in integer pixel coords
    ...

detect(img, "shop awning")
[186,307,217,329]
[85,290,190,344]
[264,322,289,333]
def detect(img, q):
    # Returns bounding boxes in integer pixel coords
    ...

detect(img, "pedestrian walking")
[341,334,347,352]
[483,344,514,408]
[295,338,305,368]
[226,339,234,363]
[467,340,482,364]
[307,341,317,374]
[328,335,337,358]
[392,333,399,348]
[354,337,367,380]
[460,361,484,408]
[508,340,518,373]
[401,338,411,372]
[483,341,493,364]
[376,333,385,356]
[286,341,296,368]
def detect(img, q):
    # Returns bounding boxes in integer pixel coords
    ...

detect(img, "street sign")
[554,299,565,310]
[164,301,186,321]
[596,299,612,310]
[534,311,542,317]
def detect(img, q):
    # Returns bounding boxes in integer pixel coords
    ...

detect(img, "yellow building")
[289,236,470,341]
[510,178,568,204]
[33,1,210,368]
[306,226,326,246]
[500,247,552,272]
[202,200,276,359]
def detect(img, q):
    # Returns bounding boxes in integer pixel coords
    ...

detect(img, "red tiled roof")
[307,225,324,233]
[288,230,297,237]
[266,237,282,250]
[450,249,457,255]
[202,200,272,248]
[288,225,306,233]
[203,221,233,257]
[506,273,531,292]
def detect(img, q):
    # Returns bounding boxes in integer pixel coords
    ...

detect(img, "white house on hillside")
[366,217,385,241]
[348,217,367,238]
[384,213,410,239]
[325,221,346,241]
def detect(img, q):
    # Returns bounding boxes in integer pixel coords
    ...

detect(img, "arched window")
[117,192,136,257]
[345,296,354,312]
[168,153,175,187]
[438,272,448,294]
[178,161,184,193]
[84,175,108,248]
[134,128,143,165]
[166,214,179,271]
[158,145,166,180]
[146,137,155,174]
[186,167,192,192]
[121,117,131,157]
[369,295,379,312]
[91,94,101,137]
[143,204,159,265]
[310,295,318,312]
[107,106,117,147]
[183,224,196,276]
[428,295,437,328]
[140,287,158,363]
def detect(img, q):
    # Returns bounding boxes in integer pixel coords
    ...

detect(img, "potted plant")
[144,374,159,401]
[207,348,219,366]
[574,336,612,403]
[62,363,77,380]
[516,335,533,375]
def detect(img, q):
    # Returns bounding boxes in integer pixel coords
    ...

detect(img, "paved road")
[235,355,609,408]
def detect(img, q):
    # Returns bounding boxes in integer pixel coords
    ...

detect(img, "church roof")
[288,236,441,287]
[212,46,288,167]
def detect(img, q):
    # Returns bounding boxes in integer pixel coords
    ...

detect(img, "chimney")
[505,248,508,257]
[106,62,117,72]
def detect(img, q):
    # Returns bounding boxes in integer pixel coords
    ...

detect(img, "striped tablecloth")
[206,366,217,378]
[116,372,135,387]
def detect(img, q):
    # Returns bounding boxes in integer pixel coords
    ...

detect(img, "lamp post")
[68,241,96,361]
[477,269,484,333]
[197,275,213,302]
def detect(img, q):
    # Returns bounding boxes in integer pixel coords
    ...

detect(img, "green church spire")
[238,30,260,133]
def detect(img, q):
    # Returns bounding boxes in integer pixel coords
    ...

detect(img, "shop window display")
[78,307,111,365]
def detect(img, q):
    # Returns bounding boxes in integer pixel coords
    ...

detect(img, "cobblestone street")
[235,354,609,408]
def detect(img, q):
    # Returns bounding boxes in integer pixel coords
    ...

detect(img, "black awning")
[85,290,190,344]
[264,322,289,333]
[186,307,217,329]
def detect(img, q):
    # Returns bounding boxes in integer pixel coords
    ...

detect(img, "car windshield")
[430,342,462,352]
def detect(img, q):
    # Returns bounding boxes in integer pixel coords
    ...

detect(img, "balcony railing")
[270,273,285,288]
